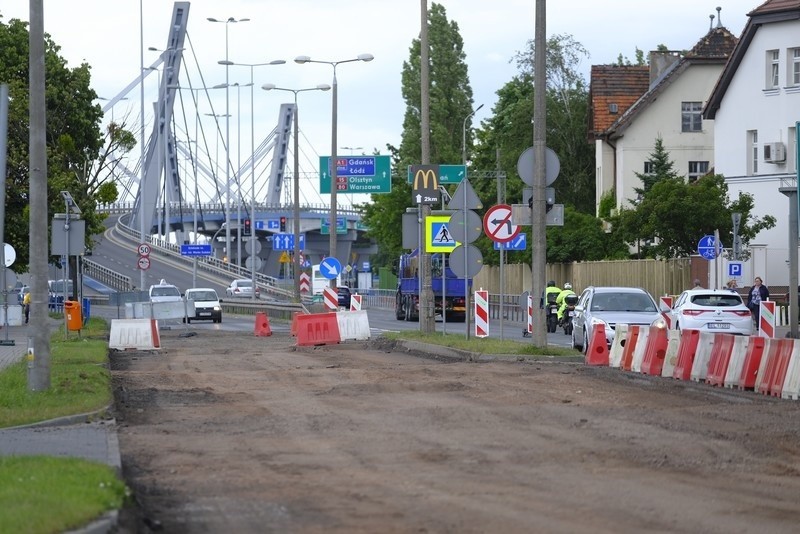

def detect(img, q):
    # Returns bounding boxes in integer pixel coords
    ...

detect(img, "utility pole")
[531,0,548,347]
[28,0,51,390]
[419,0,435,334]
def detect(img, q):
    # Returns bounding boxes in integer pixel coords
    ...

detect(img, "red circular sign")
[483,204,520,243]
[137,256,151,270]
[138,243,152,256]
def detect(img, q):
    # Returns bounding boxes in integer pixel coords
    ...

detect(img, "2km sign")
[483,204,520,243]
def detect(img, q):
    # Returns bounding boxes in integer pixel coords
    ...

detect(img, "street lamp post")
[262,83,331,300]
[294,53,373,281]
[208,16,250,271]
[461,103,483,165]
[204,112,231,260]
[218,60,285,299]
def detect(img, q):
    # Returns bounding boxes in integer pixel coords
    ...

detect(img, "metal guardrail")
[115,213,294,300]
[83,257,132,291]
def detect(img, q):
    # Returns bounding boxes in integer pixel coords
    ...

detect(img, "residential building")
[704,0,800,286]
[590,19,738,215]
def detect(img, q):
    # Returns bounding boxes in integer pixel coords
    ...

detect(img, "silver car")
[226,279,260,298]
[571,286,666,352]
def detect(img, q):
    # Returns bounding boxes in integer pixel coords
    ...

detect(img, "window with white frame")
[688,161,709,182]
[792,48,800,86]
[768,50,780,88]
[643,161,654,175]
[681,102,702,132]
[748,130,758,175]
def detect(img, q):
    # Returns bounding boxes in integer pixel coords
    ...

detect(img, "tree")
[633,135,681,195]
[0,17,127,271]
[360,3,474,266]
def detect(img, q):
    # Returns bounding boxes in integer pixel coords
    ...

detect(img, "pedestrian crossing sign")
[426,215,459,253]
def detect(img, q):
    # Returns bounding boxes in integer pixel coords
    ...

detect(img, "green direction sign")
[320,155,392,194]
[320,216,347,235]
[407,164,466,184]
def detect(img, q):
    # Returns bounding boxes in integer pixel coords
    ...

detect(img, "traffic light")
[243,218,251,237]
[279,216,287,232]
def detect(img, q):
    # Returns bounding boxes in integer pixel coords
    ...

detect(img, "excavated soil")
[110,330,800,533]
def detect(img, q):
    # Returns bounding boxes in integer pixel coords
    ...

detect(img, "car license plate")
[707,323,730,329]
[200,312,211,317]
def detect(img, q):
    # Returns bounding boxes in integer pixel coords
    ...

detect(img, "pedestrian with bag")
[746,276,769,330]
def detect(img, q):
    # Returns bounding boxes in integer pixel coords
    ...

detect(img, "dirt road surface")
[111,330,800,533]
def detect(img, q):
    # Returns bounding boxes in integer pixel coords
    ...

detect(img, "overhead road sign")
[272,233,306,251]
[319,155,391,193]
[320,217,347,235]
[407,164,466,184]
[180,244,212,256]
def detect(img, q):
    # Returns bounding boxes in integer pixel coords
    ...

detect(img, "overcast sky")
[1,1,757,203]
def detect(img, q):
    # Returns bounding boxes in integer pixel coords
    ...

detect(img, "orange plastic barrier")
[585,326,609,366]
[254,311,272,337]
[738,336,766,390]
[640,326,669,376]
[705,333,736,387]
[290,311,303,337]
[621,326,641,371]
[672,329,701,380]
[757,339,793,396]
[296,313,341,347]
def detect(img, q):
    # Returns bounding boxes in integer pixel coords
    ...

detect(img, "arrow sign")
[493,233,527,250]
[483,204,520,243]
[319,257,342,279]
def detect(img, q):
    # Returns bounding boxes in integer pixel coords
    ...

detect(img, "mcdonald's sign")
[410,164,441,205]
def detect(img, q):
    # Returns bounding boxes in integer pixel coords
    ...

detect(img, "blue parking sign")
[728,261,743,277]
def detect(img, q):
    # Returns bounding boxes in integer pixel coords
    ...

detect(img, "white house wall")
[614,64,722,210]
[713,19,800,287]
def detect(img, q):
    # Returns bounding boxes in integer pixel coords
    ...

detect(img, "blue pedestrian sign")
[180,244,212,256]
[493,233,527,251]
[319,257,342,280]
[697,235,722,260]
[272,233,305,251]
[728,261,743,277]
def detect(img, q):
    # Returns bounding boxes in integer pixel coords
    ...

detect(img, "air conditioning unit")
[763,142,786,163]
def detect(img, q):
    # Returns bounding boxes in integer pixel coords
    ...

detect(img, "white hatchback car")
[669,289,753,335]
[226,279,259,298]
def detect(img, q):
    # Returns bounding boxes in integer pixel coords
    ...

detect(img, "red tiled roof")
[588,66,649,139]
[749,0,800,15]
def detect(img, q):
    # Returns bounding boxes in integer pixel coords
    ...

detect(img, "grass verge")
[384,330,582,358]
[0,317,128,532]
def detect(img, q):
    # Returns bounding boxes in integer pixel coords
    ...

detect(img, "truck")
[395,251,469,322]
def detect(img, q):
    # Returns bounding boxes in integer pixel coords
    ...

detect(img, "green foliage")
[633,136,681,195]
[598,189,616,219]
[0,17,129,270]
[546,207,629,262]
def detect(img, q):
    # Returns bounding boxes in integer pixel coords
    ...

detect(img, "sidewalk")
[0,321,121,471]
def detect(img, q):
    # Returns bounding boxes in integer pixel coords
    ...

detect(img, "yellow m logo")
[413,168,438,191]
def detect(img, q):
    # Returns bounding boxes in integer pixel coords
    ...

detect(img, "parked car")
[669,289,752,335]
[337,286,352,308]
[226,279,259,298]
[149,279,182,303]
[571,286,666,353]
[184,288,222,324]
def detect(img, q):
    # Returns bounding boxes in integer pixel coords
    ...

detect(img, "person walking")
[746,276,769,330]
[23,290,31,324]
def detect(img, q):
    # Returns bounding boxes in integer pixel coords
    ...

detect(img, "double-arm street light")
[219,60,285,298]
[294,53,373,276]
[208,16,250,269]
[262,83,331,300]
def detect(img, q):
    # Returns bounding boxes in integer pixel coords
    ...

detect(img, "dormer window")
[608,103,618,114]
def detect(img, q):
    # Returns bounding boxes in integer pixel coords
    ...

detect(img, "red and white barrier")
[336,310,370,341]
[660,330,682,378]
[690,332,716,382]
[350,294,363,312]
[781,340,800,400]
[474,289,489,338]
[526,295,533,336]
[609,324,628,368]
[660,296,673,330]
[299,272,311,293]
[630,327,650,373]
[109,319,161,350]
[723,335,750,389]
[323,287,338,310]
[760,301,776,338]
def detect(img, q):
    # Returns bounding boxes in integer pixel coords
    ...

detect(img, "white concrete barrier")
[661,330,681,378]
[609,324,628,368]
[0,305,23,326]
[336,310,370,341]
[109,319,161,350]
[631,328,650,373]
[125,301,186,321]
[690,332,716,382]
[724,335,751,389]
[781,339,800,400]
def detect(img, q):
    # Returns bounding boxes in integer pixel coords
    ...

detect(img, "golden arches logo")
[413,168,438,191]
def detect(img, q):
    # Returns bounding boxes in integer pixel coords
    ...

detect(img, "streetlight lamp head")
[294,55,311,64]
[218,60,234,66]
[269,59,287,65]
[318,84,332,91]
[261,83,276,91]
[213,83,228,89]
[475,103,485,112]
[207,17,219,22]
[358,53,375,62]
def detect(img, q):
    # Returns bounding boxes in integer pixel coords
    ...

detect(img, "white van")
[184,288,222,323]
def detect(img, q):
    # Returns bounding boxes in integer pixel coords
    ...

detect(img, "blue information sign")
[728,261,743,277]
[180,244,212,256]
[697,235,721,260]
[267,219,280,230]
[493,233,527,251]
[319,257,342,280]
[272,234,306,251]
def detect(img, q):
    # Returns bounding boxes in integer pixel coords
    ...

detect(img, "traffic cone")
[585,326,610,366]
[254,311,272,337]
